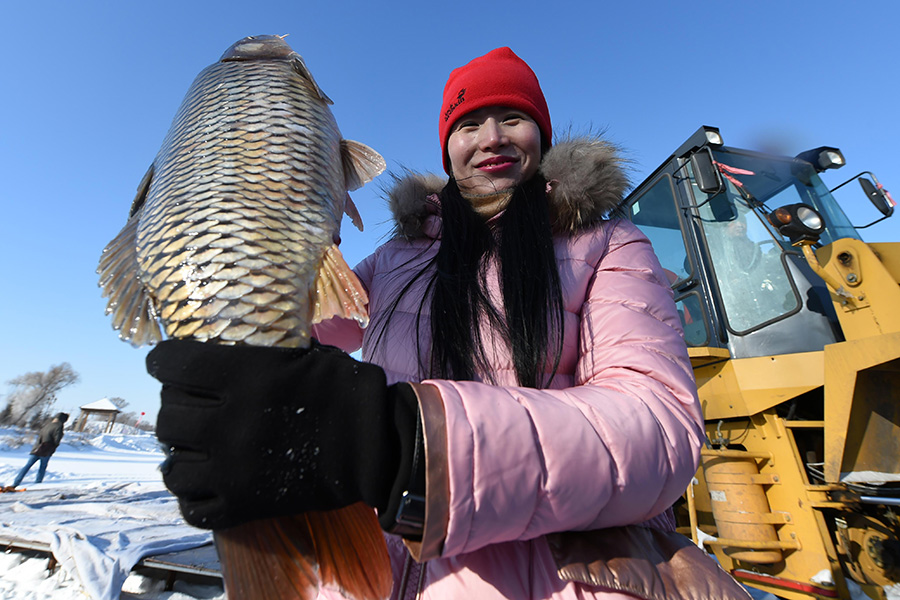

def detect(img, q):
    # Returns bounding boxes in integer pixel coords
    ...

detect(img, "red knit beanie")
[439,47,551,173]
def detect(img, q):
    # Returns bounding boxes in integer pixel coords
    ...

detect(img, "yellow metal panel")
[823,331,900,481]
[814,239,900,339]
[868,242,900,282]
[688,346,731,369]
[696,352,823,420]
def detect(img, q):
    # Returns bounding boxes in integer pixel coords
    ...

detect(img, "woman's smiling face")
[446,106,542,196]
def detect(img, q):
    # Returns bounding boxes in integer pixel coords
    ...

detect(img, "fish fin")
[344,193,364,232]
[129,164,154,218]
[308,503,392,600]
[341,139,386,192]
[312,244,369,327]
[290,55,333,104]
[97,213,162,347]
[214,516,319,599]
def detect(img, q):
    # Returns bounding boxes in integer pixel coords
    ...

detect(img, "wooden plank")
[0,534,222,579]
[0,534,51,553]
[138,543,222,578]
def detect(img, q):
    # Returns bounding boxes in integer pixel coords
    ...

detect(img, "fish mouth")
[221,35,295,62]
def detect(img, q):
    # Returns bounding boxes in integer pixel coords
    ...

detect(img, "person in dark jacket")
[9,412,69,489]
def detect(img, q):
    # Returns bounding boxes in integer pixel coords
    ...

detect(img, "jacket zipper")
[396,553,425,600]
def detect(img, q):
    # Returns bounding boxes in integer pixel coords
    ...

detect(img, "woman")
[149,48,747,599]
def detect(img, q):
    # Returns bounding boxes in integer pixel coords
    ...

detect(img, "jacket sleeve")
[416,221,705,559]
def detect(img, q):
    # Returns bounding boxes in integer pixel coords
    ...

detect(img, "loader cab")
[621,126,880,360]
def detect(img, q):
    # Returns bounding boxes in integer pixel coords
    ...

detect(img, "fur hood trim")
[384,134,630,238]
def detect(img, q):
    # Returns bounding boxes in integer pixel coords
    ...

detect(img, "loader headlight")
[795,146,845,172]
[795,205,824,230]
[818,149,845,170]
[703,128,723,146]
[767,203,826,245]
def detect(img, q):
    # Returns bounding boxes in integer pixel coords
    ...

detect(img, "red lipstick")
[476,156,518,172]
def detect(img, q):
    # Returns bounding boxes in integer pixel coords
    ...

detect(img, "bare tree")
[108,397,129,410]
[2,363,80,427]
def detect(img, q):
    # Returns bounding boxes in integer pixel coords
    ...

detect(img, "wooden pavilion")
[75,398,121,434]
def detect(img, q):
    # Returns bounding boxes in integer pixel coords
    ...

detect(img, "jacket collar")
[384,134,630,239]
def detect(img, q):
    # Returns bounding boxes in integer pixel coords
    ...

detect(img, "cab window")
[627,176,690,283]
[626,175,707,345]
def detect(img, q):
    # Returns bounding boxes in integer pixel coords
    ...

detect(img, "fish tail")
[213,506,391,600]
[214,516,318,598]
[307,503,392,599]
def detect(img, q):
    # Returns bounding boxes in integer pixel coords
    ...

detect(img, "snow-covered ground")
[0,426,222,600]
[1,425,895,600]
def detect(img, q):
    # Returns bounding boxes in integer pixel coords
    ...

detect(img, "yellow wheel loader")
[622,126,898,600]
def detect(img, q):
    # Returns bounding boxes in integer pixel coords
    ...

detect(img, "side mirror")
[690,149,723,195]
[859,177,895,217]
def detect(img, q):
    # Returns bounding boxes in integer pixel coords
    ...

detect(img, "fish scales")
[142,62,335,347]
[100,35,380,350]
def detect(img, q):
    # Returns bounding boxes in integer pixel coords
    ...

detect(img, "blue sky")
[2,1,897,421]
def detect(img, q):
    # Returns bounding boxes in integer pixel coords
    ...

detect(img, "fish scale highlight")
[98,35,389,600]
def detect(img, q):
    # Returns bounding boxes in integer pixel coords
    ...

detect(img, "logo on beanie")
[444,88,466,122]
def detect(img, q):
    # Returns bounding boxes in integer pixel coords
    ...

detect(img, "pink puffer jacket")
[312,137,725,600]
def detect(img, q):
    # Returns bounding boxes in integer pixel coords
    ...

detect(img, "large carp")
[98,35,390,600]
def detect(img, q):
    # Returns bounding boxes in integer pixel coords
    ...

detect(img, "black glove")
[147,339,422,532]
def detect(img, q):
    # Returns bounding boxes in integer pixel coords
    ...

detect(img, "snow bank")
[0,427,215,600]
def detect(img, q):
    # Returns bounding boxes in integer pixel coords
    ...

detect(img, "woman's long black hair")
[422,173,565,388]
